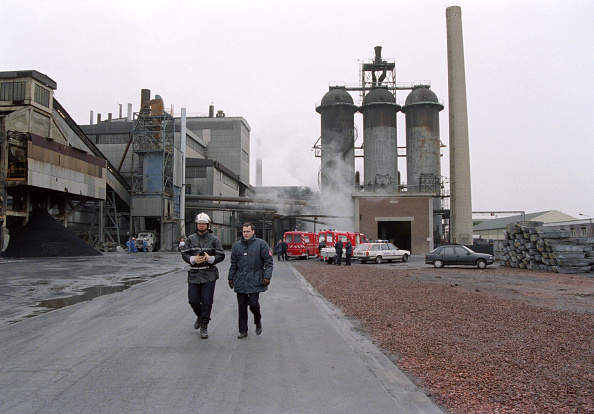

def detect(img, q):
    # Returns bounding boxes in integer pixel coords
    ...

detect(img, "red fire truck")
[318,230,367,263]
[283,231,319,259]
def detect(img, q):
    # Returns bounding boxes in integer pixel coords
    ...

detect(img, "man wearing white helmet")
[181,212,225,339]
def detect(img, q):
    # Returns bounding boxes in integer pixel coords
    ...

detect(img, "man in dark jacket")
[228,222,273,339]
[335,239,343,265]
[275,239,284,261]
[181,213,225,339]
[345,240,353,266]
[281,240,289,261]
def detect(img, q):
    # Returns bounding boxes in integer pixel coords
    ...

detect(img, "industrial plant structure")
[1,7,474,255]
[0,70,130,253]
[315,45,450,253]
[312,6,474,253]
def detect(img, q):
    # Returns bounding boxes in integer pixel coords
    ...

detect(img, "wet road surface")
[0,253,445,413]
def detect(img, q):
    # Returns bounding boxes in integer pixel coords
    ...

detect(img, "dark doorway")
[377,221,412,252]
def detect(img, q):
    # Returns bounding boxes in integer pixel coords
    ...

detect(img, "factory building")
[0,70,130,252]
[80,95,253,249]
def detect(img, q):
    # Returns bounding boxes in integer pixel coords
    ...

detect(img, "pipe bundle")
[498,221,594,274]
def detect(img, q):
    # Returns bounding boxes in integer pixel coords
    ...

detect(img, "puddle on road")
[35,277,150,310]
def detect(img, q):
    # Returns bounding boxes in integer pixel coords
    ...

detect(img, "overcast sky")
[3,0,593,220]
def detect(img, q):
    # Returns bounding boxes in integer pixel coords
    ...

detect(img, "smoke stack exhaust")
[140,89,151,114]
[446,5,473,245]
[374,46,382,63]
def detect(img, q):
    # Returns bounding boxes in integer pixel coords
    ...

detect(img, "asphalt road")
[0,253,445,414]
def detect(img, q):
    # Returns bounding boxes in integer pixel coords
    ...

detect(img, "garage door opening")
[377,221,412,252]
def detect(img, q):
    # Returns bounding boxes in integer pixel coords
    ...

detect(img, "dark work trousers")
[236,292,261,334]
[188,280,216,325]
[335,252,342,265]
[345,254,351,266]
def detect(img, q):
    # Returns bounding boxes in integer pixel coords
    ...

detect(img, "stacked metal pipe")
[499,221,594,274]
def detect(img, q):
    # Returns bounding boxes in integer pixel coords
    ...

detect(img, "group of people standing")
[274,239,289,261]
[125,237,148,253]
[181,213,273,340]
[333,239,353,266]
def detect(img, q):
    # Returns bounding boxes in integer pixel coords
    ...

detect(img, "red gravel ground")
[293,260,594,414]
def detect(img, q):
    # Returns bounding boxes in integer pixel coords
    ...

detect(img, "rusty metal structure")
[0,70,130,252]
[130,90,179,251]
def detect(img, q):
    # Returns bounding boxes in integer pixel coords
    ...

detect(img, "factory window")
[581,227,587,237]
[570,227,576,237]
[185,184,191,194]
[213,228,218,238]
[0,81,26,101]
[187,139,205,156]
[222,174,238,190]
[186,167,206,178]
[34,84,50,107]
[97,134,130,144]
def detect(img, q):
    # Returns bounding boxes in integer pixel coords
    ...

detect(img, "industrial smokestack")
[90,111,94,125]
[374,46,382,63]
[256,158,263,187]
[209,104,214,118]
[446,5,473,245]
[140,89,151,114]
[127,103,132,121]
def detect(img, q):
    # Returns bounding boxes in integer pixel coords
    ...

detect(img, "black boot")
[200,324,208,339]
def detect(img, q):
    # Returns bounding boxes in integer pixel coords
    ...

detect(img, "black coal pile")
[4,208,102,257]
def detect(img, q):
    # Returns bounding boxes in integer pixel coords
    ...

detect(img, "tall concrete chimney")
[446,5,473,245]
[256,158,263,187]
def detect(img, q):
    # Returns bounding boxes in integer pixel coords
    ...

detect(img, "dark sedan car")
[425,245,494,269]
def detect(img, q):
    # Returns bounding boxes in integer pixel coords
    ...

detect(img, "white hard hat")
[195,212,211,224]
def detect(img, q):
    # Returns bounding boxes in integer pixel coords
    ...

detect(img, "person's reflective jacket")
[182,230,225,284]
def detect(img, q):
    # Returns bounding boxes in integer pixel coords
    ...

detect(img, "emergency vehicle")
[318,230,367,264]
[283,231,319,259]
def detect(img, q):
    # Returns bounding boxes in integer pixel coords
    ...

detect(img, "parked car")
[425,245,494,269]
[353,241,410,264]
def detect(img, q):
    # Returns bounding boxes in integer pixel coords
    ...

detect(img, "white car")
[353,242,410,264]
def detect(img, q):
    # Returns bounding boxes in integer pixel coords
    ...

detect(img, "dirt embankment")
[294,260,594,414]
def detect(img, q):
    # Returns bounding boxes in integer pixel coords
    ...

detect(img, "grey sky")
[3,0,593,219]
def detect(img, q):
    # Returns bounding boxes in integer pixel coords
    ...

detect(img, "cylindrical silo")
[402,86,444,194]
[315,87,358,195]
[359,87,401,192]
[403,86,445,247]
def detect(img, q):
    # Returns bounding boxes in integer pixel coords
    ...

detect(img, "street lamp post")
[579,213,592,237]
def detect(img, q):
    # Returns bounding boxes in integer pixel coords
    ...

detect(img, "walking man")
[181,213,225,339]
[228,222,273,339]
[335,239,343,265]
